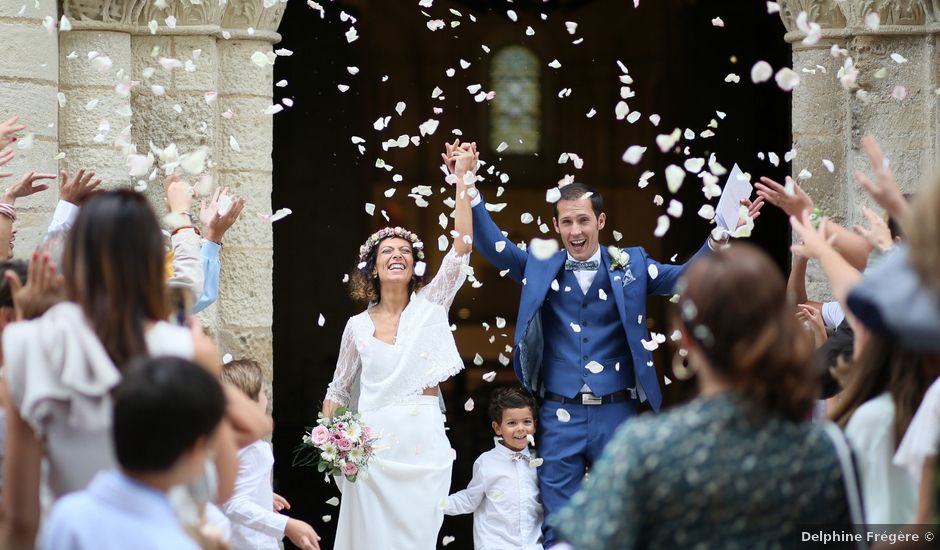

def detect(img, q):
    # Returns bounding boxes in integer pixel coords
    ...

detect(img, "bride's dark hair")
[348,236,429,303]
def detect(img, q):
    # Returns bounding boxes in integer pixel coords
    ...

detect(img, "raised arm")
[790,212,862,311]
[323,319,361,417]
[449,143,476,256]
[756,176,871,269]
[442,141,527,283]
[0,171,56,259]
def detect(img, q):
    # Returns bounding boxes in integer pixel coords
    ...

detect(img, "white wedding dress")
[325,248,470,550]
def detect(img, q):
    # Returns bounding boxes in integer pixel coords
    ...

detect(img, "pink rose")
[342,462,358,476]
[311,425,330,446]
[333,422,347,431]
[331,432,345,442]
[336,437,353,451]
[362,426,373,439]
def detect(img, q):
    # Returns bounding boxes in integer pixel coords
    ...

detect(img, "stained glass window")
[490,46,540,154]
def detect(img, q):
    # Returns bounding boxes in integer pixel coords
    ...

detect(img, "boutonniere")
[607,246,630,271]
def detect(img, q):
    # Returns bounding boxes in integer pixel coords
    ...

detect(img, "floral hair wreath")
[357,226,425,266]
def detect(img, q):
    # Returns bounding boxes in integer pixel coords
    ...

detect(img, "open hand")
[6,251,64,320]
[854,135,909,220]
[851,206,893,252]
[165,175,195,216]
[737,196,765,228]
[0,115,26,150]
[59,168,102,205]
[755,176,813,218]
[201,188,245,244]
[2,171,56,205]
[790,210,836,260]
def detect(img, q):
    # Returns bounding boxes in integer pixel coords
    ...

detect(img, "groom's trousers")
[538,397,636,545]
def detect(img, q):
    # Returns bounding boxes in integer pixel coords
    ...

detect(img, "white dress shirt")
[221,440,288,549]
[445,441,543,550]
[566,247,601,295]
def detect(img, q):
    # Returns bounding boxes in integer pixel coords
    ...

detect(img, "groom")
[467,171,757,544]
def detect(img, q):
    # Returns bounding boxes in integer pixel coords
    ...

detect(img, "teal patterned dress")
[551,393,852,549]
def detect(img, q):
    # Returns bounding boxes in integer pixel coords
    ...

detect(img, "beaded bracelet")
[171,225,201,237]
[0,203,16,223]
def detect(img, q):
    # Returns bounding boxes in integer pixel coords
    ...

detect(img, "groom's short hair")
[552,182,604,219]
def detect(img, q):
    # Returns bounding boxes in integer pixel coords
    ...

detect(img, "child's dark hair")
[488,387,537,423]
[113,356,226,472]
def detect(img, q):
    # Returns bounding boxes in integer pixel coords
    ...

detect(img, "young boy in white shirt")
[445,387,544,550]
[41,357,227,550]
[220,359,320,550]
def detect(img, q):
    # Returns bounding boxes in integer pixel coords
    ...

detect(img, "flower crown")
[358,226,425,264]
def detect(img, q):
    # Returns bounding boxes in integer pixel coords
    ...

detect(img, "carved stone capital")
[778,0,940,44]
[60,0,285,41]
[839,0,937,26]
[778,0,847,33]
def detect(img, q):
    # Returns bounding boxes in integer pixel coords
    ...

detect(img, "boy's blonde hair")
[221,359,263,401]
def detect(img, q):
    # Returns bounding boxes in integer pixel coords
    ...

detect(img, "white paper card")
[715,163,752,231]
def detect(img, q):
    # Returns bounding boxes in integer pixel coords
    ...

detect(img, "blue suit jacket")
[472,201,710,412]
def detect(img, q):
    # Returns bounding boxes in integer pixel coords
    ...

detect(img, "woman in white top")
[830,333,940,524]
[322,143,478,550]
[0,190,268,548]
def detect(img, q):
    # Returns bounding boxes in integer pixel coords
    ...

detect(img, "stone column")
[214,1,285,381]
[778,0,939,297]
[53,0,284,374]
[0,0,60,252]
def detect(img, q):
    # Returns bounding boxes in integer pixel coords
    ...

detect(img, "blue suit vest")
[540,268,635,398]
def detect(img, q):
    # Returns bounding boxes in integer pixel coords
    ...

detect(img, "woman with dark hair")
[550,244,855,548]
[0,190,267,548]
[322,143,476,549]
[830,334,940,524]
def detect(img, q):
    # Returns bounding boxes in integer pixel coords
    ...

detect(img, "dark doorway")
[272,1,790,548]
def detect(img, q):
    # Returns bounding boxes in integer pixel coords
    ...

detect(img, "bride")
[322,142,478,549]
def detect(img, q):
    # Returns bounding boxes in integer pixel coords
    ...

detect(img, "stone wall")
[0,0,284,381]
[778,0,939,299]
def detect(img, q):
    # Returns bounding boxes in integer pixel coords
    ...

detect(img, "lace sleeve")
[324,319,361,406]
[419,247,471,309]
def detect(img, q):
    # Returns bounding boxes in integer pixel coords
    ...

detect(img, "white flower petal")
[529,238,559,260]
[750,61,773,83]
[654,215,670,237]
[464,398,474,412]
[585,361,604,374]
[622,145,646,165]
[665,165,685,193]
[269,208,292,222]
[555,408,571,422]
[774,67,800,91]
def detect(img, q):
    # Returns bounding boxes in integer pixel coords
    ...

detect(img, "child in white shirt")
[220,359,320,550]
[445,387,543,550]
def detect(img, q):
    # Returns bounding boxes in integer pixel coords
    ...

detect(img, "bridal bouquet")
[294,407,378,482]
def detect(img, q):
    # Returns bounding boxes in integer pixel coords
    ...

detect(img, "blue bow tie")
[565,259,599,271]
